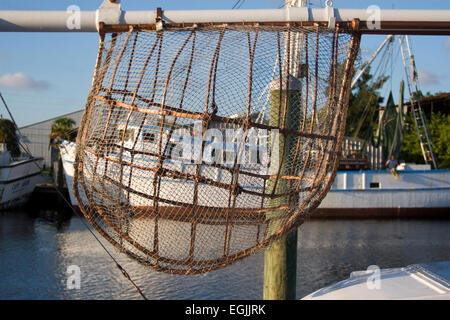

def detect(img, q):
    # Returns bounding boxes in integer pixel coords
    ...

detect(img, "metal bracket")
[324,2,336,29]
[96,0,122,31]
[155,7,165,31]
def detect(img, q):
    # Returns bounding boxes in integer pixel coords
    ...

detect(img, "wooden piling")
[263,75,301,300]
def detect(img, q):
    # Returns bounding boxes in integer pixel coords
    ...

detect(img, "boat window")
[167,142,178,158]
[125,129,135,142]
[117,129,135,142]
[370,182,380,189]
[142,131,156,143]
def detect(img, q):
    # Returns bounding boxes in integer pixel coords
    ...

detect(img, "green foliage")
[400,113,424,165]
[429,113,450,169]
[345,64,449,168]
[346,66,389,139]
[49,117,77,144]
[0,118,20,157]
[401,112,450,169]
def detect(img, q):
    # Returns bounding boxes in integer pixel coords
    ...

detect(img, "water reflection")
[0,211,449,299]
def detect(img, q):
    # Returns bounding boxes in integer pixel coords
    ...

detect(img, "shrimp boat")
[315,165,450,218]
[58,26,450,219]
[59,119,276,212]
[0,93,44,210]
[60,136,450,217]
[0,142,43,210]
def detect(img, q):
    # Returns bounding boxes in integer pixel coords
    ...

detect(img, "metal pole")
[398,36,438,168]
[404,36,438,169]
[0,8,449,34]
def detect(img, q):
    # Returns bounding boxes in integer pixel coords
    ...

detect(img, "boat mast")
[351,35,394,89]
[398,36,438,169]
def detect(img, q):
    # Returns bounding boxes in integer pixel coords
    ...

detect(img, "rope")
[0,91,34,156]
[232,0,245,9]
[0,90,148,300]
[52,185,148,300]
[351,38,393,140]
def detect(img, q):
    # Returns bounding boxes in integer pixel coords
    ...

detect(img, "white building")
[19,109,84,167]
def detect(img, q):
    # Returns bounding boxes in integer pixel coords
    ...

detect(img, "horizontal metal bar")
[0,10,97,32]
[0,8,449,34]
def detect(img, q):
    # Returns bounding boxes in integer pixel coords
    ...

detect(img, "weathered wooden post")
[263,74,301,300]
[262,0,305,301]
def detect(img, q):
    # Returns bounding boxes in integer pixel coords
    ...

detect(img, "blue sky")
[0,0,449,126]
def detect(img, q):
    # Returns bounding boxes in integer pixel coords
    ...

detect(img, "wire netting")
[74,24,360,274]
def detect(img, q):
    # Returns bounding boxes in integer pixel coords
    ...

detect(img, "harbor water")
[1,210,449,300]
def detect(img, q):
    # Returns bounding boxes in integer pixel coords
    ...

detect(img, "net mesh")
[73,24,360,274]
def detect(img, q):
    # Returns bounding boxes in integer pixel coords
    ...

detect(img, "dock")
[27,179,73,219]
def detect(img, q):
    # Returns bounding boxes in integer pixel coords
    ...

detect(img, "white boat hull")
[0,157,43,209]
[315,169,450,217]
[60,141,450,217]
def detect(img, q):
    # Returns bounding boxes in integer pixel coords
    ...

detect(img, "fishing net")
[73,23,360,274]
[379,92,404,163]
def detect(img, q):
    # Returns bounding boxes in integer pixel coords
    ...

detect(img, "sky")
[0,0,449,127]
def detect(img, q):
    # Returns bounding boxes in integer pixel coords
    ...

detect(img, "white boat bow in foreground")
[302,261,450,300]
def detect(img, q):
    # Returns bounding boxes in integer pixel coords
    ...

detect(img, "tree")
[0,118,20,157]
[401,112,450,169]
[48,117,76,186]
[49,117,77,145]
[430,113,450,168]
[346,66,389,140]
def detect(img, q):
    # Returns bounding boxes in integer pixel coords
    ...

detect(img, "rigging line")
[0,94,147,298]
[232,0,245,9]
[0,92,31,155]
[52,182,149,300]
[352,54,386,118]
[390,38,394,93]
[2,92,147,298]
[351,42,392,139]
[0,91,34,156]
[0,129,148,299]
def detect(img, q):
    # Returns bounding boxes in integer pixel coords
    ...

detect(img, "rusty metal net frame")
[73,22,361,274]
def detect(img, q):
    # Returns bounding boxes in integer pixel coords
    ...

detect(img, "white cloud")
[0,72,50,91]
[444,38,450,53]
[418,69,440,86]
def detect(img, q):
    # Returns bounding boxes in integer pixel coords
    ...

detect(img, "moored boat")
[59,140,450,218]
[316,165,450,218]
[0,143,43,210]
